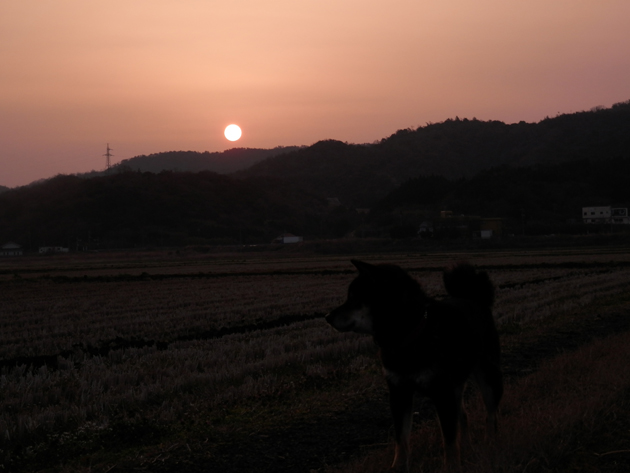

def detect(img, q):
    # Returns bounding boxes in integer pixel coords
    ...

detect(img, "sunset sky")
[2,0,629,188]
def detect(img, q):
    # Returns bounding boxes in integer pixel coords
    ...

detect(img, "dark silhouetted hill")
[0,185,9,194]
[236,100,630,206]
[0,170,327,249]
[2,101,629,248]
[114,147,303,174]
[367,155,630,237]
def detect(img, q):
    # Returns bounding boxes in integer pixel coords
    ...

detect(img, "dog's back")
[441,263,501,374]
[443,262,495,307]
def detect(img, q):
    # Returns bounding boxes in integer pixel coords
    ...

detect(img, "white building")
[273,233,303,244]
[611,208,630,224]
[582,206,630,224]
[1,242,23,256]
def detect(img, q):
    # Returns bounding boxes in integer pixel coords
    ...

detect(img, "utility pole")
[104,144,114,170]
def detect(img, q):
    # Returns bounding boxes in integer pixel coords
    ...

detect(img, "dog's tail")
[443,262,495,307]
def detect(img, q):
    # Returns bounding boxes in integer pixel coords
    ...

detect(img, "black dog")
[326,260,502,471]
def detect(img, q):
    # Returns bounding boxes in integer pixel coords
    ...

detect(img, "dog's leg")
[433,385,465,471]
[473,362,503,470]
[474,363,503,437]
[458,394,471,452]
[388,382,414,472]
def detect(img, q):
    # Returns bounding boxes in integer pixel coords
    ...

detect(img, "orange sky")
[1,0,629,187]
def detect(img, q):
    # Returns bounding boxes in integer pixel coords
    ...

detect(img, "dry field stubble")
[1,246,630,472]
[326,322,630,473]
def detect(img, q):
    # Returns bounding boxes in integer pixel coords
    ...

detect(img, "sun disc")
[224,124,242,141]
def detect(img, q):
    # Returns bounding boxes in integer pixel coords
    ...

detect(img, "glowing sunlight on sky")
[1,0,629,187]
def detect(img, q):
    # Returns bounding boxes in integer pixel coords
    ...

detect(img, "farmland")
[2,245,630,472]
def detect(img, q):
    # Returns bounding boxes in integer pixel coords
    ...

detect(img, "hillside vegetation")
[114,146,303,174]
[369,155,630,237]
[238,100,630,205]
[1,101,629,248]
[0,172,327,249]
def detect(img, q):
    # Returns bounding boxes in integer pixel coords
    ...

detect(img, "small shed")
[480,218,503,239]
[1,242,23,256]
[273,233,304,244]
[39,246,70,254]
[417,221,434,237]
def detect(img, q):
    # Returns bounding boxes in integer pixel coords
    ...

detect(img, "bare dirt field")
[2,244,630,472]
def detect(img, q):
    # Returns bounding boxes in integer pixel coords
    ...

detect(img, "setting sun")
[224,124,242,142]
[1,2,630,188]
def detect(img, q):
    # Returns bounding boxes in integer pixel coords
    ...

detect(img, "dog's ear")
[351,259,377,275]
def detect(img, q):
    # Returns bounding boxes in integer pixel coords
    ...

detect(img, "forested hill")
[2,102,629,248]
[114,146,303,174]
[0,171,327,249]
[236,101,630,206]
[367,155,630,237]
[0,185,9,194]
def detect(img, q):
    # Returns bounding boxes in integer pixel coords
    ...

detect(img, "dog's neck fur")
[357,264,432,371]
[375,305,429,354]
[372,285,431,364]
